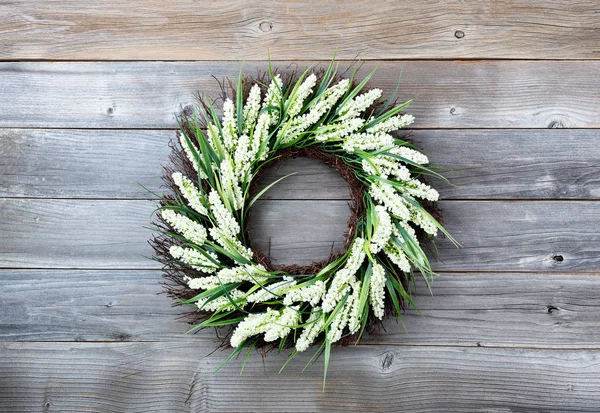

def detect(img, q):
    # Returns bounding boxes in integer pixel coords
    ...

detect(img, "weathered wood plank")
[256,129,600,200]
[2,61,599,128]
[1,199,600,272]
[3,270,600,349]
[0,128,350,199]
[248,200,600,272]
[413,129,600,199]
[0,129,172,199]
[2,342,600,412]
[4,128,600,200]
[2,0,600,60]
[0,270,186,341]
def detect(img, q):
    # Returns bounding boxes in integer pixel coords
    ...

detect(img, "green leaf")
[244,172,296,213]
[323,339,332,391]
[214,342,247,374]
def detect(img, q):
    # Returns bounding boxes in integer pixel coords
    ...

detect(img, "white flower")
[263,306,300,342]
[321,269,353,313]
[221,98,238,150]
[345,237,367,274]
[169,245,219,273]
[337,88,382,122]
[196,289,246,312]
[296,307,325,352]
[366,114,415,134]
[402,179,439,202]
[390,146,429,165]
[233,134,252,178]
[172,172,209,216]
[327,292,354,343]
[263,75,283,126]
[342,132,394,153]
[230,308,279,347]
[369,262,386,319]
[251,112,271,161]
[209,227,253,260]
[285,74,317,119]
[370,205,393,254]
[247,277,297,303]
[208,190,241,236]
[187,264,268,290]
[384,243,411,273]
[242,84,262,135]
[347,280,362,334]
[314,118,364,141]
[322,238,366,312]
[161,209,207,245]
[406,203,438,235]
[279,79,350,145]
[369,181,411,221]
[179,133,201,174]
[362,156,411,182]
[219,158,244,210]
[283,281,326,306]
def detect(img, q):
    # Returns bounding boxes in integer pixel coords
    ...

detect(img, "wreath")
[151,59,456,379]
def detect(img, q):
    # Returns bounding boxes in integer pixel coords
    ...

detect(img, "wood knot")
[454,30,465,39]
[548,120,565,129]
[552,254,564,262]
[259,21,273,32]
[381,352,394,370]
[547,305,559,314]
[107,107,114,116]
[450,107,458,115]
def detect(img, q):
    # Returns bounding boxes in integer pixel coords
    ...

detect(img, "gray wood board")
[2,0,600,60]
[2,61,599,128]
[3,270,600,348]
[1,199,600,272]
[4,129,600,200]
[2,342,600,412]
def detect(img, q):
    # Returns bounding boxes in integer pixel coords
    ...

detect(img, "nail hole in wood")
[259,21,273,32]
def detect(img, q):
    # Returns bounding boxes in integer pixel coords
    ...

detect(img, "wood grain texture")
[2,61,599,128]
[0,129,172,199]
[2,0,600,60]
[4,128,600,200]
[3,270,600,349]
[2,342,600,412]
[1,199,600,272]
[257,129,600,200]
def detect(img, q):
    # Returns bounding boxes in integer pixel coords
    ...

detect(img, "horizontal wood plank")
[2,1,599,60]
[4,129,600,200]
[1,199,600,272]
[2,61,599,128]
[0,129,172,199]
[2,342,600,412]
[3,270,600,349]
[257,129,600,200]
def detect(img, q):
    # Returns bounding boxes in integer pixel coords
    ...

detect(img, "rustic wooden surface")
[2,2,600,412]
[2,0,599,60]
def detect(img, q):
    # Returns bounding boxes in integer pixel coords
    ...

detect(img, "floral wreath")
[151,59,456,379]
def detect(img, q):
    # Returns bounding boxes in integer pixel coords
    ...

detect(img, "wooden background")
[1,1,600,412]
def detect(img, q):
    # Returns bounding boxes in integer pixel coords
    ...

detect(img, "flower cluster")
[161,209,207,246]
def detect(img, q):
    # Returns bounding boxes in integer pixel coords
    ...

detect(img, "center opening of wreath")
[246,149,359,274]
